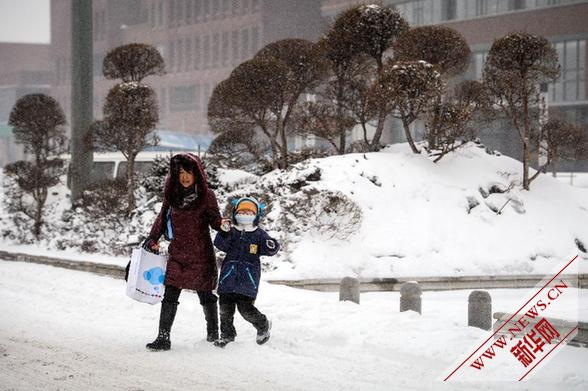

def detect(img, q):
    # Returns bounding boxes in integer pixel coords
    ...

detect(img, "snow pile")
[210,141,587,279]
[1,141,587,278]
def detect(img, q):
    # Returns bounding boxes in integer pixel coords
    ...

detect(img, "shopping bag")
[126,247,167,304]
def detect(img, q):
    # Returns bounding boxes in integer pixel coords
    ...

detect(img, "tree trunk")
[126,155,136,214]
[402,114,421,154]
[336,81,346,155]
[522,89,530,190]
[369,111,387,152]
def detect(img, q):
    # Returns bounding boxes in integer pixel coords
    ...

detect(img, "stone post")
[400,282,422,314]
[469,290,492,330]
[339,277,360,304]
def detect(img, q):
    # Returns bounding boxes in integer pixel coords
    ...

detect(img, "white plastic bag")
[126,248,168,305]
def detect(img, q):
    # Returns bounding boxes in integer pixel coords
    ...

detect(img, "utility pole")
[70,0,93,204]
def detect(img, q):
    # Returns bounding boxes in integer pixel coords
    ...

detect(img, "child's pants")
[219,293,268,338]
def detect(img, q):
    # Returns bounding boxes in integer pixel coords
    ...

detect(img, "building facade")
[49,0,322,138]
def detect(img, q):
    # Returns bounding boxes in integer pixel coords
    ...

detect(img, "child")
[213,196,280,347]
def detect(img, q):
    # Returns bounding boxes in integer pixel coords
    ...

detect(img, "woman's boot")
[202,301,219,342]
[146,300,178,351]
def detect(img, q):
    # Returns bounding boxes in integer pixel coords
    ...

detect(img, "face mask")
[235,214,256,226]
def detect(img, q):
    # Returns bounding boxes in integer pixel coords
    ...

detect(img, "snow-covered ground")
[1,260,587,390]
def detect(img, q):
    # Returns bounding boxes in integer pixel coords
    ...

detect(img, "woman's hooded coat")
[147,153,222,291]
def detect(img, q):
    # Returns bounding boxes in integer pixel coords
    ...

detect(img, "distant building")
[49,0,323,137]
[0,42,51,166]
[321,0,588,171]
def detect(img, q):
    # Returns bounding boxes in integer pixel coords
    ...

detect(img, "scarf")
[179,185,198,209]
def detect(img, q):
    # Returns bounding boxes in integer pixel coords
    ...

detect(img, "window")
[203,0,210,21]
[149,1,155,27]
[413,1,424,25]
[194,37,201,69]
[222,32,229,67]
[195,0,202,22]
[252,0,260,12]
[551,40,586,102]
[158,1,164,26]
[186,38,192,70]
[170,85,197,112]
[213,33,220,67]
[203,35,210,68]
[232,30,239,65]
[169,41,176,71]
[223,0,230,17]
[160,88,167,111]
[177,38,184,71]
[442,0,457,20]
[232,0,241,16]
[251,27,259,56]
[241,28,249,60]
[185,0,192,24]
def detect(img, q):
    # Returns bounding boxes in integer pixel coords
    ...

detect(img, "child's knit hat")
[235,199,258,215]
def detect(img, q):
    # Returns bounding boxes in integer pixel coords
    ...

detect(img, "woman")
[144,153,230,351]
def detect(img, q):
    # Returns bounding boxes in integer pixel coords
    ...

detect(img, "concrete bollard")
[400,281,422,314]
[339,277,360,304]
[469,290,492,330]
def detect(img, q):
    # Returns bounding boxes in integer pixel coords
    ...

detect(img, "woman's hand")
[220,218,232,232]
[151,242,160,251]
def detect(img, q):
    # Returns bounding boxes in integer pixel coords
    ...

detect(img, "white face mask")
[235,214,256,226]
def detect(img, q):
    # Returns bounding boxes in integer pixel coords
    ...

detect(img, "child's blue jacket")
[213,226,280,298]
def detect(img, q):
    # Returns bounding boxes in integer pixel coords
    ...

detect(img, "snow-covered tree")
[483,32,560,190]
[103,43,165,82]
[4,94,67,239]
[370,60,443,154]
[394,26,472,150]
[322,4,409,152]
[91,82,159,213]
[208,56,290,169]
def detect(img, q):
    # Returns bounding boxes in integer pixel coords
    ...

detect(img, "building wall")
[48,0,323,138]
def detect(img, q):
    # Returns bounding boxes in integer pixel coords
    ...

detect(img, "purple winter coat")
[147,153,222,291]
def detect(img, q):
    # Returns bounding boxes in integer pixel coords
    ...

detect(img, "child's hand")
[220,218,232,232]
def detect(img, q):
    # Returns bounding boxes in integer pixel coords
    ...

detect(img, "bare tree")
[291,100,355,153]
[5,94,67,238]
[324,4,409,152]
[370,60,443,154]
[483,32,560,190]
[531,119,587,182]
[91,83,159,213]
[394,26,472,150]
[426,81,493,162]
[208,57,290,169]
[254,39,329,167]
[103,43,166,82]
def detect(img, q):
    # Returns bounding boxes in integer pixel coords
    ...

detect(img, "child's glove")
[220,218,232,232]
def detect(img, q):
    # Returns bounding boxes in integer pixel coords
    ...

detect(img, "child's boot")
[215,301,237,348]
[146,300,178,351]
[256,319,272,345]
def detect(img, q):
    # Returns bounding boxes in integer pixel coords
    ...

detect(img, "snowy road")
[1,260,587,391]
